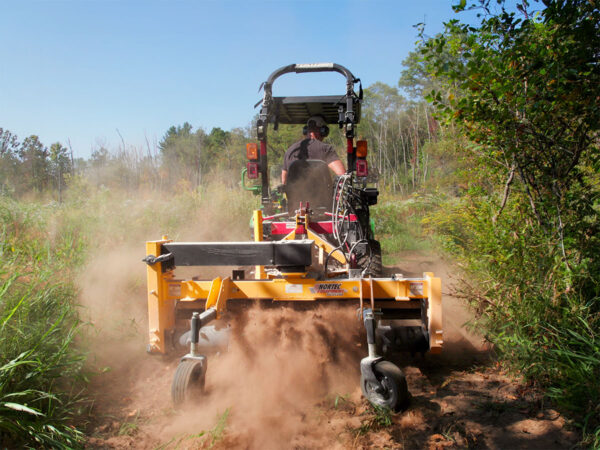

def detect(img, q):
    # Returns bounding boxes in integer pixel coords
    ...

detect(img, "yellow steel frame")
[279,211,347,265]
[145,211,442,355]
[145,236,175,354]
[146,246,443,355]
[253,210,266,279]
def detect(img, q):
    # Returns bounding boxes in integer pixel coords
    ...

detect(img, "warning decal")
[285,284,303,294]
[409,282,424,296]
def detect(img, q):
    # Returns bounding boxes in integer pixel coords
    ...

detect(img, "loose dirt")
[82,251,579,449]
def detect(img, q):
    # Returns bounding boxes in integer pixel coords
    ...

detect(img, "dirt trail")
[82,251,579,449]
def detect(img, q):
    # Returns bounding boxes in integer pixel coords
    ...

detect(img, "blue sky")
[1,0,486,158]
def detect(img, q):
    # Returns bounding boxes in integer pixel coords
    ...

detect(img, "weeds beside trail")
[374,190,598,446]
[372,193,437,265]
[384,190,598,446]
[0,180,255,448]
[0,198,86,447]
[426,193,600,446]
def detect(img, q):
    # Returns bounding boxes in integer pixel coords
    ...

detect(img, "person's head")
[304,115,329,140]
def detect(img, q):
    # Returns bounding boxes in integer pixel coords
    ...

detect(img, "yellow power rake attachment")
[144,221,442,411]
[144,62,443,411]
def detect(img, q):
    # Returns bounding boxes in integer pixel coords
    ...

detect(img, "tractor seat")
[285,159,333,214]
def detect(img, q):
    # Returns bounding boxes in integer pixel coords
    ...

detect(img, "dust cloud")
[78,186,367,449]
[161,305,365,449]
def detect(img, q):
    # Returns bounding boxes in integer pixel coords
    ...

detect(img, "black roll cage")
[255,63,363,212]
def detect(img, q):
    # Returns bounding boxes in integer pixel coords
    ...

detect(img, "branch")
[551,182,573,274]
[492,159,516,224]
[516,160,543,226]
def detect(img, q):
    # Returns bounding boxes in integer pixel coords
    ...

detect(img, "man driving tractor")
[281,115,345,184]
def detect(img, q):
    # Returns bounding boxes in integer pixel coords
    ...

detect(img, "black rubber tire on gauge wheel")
[171,359,205,407]
[361,360,410,411]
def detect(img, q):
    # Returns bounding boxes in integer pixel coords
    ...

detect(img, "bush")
[427,192,600,438]
[0,178,256,447]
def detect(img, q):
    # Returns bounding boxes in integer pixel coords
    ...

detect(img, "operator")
[281,115,345,184]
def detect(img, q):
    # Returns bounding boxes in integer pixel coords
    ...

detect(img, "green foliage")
[117,410,140,436]
[428,192,600,419]
[0,176,254,448]
[372,195,436,263]
[266,124,303,168]
[18,135,50,193]
[399,45,449,100]
[0,199,86,448]
[155,408,229,449]
[354,405,394,436]
[0,129,20,196]
[49,143,72,198]
[158,122,251,190]
[208,408,229,448]
[0,129,73,199]
[420,0,600,441]
[423,1,600,243]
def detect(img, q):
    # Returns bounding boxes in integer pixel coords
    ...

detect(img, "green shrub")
[427,193,600,437]
[0,178,256,447]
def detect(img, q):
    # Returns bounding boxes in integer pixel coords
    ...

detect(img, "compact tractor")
[143,63,442,411]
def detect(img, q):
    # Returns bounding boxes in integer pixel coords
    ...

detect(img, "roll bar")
[258,63,361,136]
[260,63,360,109]
[264,63,358,88]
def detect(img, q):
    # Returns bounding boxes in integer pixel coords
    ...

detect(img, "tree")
[90,147,110,169]
[423,0,600,267]
[360,82,437,193]
[159,123,206,188]
[18,135,49,192]
[0,129,20,195]
[49,142,72,202]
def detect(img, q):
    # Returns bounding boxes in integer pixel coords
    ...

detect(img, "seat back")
[286,159,333,213]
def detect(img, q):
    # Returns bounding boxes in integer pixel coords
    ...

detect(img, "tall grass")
[0,272,86,448]
[373,186,600,445]
[0,198,87,448]
[0,175,256,447]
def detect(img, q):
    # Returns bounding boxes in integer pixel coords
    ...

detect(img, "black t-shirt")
[282,138,340,172]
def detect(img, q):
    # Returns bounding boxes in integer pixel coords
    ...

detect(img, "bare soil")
[82,252,580,449]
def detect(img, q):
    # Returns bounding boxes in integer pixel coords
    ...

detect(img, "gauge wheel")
[171,359,205,407]
[361,360,410,411]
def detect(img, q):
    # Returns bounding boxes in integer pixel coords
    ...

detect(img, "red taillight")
[356,159,368,177]
[247,162,259,179]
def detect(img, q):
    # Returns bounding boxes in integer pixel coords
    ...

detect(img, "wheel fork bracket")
[360,308,382,385]
[187,308,217,360]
